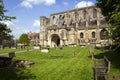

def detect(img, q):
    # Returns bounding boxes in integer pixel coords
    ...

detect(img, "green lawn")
[0,46,120,80]
[0,46,33,54]
[13,46,94,80]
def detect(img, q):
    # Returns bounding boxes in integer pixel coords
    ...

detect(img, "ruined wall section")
[40,16,49,46]
[40,6,108,47]
[47,6,106,45]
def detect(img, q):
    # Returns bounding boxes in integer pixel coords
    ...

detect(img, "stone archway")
[51,34,60,47]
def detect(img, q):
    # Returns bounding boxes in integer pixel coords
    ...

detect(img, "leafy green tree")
[96,0,120,50]
[96,0,120,20]
[0,0,16,21]
[19,33,30,46]
[0,23,13,46]
[0,0,16,46]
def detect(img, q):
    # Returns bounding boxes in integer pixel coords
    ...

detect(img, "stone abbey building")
[40,6,109,47]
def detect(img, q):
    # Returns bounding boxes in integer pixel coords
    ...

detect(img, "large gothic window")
[83,10,86,19]
[78,21,86,27]
[93,9,97,18]
[89,20,97,26]
[75,11,79,20]
[59,15,65,26]
[59,15,62,20]
[53,16,57,24]
[69,19,73,25]
[92,32,95,38]
[80,33,84,38]
[100,29,108,40]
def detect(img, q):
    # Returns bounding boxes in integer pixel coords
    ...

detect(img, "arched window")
[89,20,97,26]
[62,15,65,19]
[93,9,97,18]
[59,15,65,20]
[53,16,57,24]
[69,19,73,25]
[59,15,62,20]
[92,32,95,38]
[80,33,84,38]
[94,20,97,25]
[81,21,86,27]
[75,11,79,19]
[62,21,65,26]
[100,29,108,40]
[83,10,86,19]
[59,15,65,26]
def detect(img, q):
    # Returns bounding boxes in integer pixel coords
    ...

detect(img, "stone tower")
[40,16,49,46]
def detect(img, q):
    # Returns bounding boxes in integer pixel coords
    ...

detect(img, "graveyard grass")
[0,46,33,54]
[14,46,94,80]
[0,46,120,80]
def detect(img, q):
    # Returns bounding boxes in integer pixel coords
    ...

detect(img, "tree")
[0,0,16,46]
[0,23,13,46]
[19,34,30,46]
[96,0,120,20]
[0,0,16,21]
[96,0,120,50]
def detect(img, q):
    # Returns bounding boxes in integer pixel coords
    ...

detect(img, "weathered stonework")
[40,6,109,47]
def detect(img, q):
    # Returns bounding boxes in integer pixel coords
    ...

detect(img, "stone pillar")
[60,39,63,46]
[96,29,101,43]
[85,30,89,44]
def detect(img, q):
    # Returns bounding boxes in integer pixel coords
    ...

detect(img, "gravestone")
[9,52,15,58]
[34,46,40,50]
[41,48,49,53]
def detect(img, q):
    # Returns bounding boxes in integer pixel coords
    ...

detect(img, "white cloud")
[45,0,56,5]
[21,0,56,8]
[33,20,40,27]
[75,1,94,8]
[63,2,68,6]
[21,0,32,8]
[4,21,14,26]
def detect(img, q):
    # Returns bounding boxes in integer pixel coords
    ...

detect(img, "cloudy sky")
[3,0,96,39]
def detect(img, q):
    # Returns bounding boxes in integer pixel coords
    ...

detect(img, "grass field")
[14,46,94,80]
[0,46,120,80]
[0,46,33,54]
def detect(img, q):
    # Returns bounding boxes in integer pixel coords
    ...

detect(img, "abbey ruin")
[40,6,109,47]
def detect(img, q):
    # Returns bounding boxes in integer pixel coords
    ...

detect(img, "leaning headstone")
[11,47,16,49]
[41,48,49,53]
[41,47,49,53]
[8,52,15,58]
[34,46,40,50]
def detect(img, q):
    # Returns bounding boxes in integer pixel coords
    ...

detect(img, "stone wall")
[40,6,109,47]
